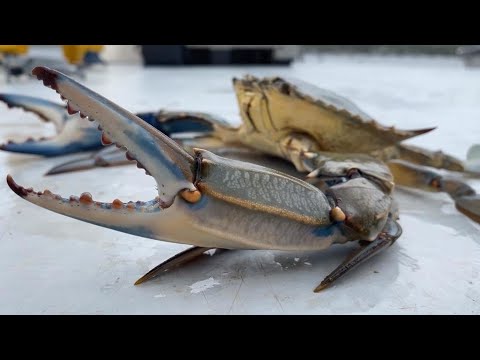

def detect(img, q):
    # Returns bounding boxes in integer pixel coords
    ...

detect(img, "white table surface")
[1,52,480,314]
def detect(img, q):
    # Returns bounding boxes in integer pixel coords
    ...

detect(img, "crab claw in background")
[0,93,67,131]
[0,93,102,156]
[45,111,221,174]
[1,91,220,159]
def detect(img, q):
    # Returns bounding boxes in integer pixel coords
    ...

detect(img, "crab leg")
[134,246,215,285]
[315,217,401,292]
[388,160,480,223]
[374,143,466,173]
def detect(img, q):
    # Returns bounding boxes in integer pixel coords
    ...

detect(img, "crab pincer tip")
[6,174,27,197]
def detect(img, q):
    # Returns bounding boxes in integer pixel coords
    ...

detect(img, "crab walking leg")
[315,217,401,292]
[374,143,466,173]
[388,160,480,223]
[134,246,215,285]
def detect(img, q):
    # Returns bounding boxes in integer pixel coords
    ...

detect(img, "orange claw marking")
[79,192,93,205]
[330,206,346,222]
[180,189,202,203]
[112,199,123,209]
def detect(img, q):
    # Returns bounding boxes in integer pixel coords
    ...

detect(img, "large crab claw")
[35,66,197,203]
[0,93,102,156]
[5,67,207,241]
[7,66,344,249]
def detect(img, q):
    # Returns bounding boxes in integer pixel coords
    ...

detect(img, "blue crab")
[5,67,480,292]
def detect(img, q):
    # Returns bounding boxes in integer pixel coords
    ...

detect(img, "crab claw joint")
[31,66,197,207]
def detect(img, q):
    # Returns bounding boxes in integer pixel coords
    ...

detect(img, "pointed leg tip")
[313,282,330,293]
[134,273,156,286]
[415,126,437,135]
[455,198,480,224]
[44,168,63,176]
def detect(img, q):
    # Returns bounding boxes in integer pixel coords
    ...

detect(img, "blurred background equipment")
[0,45,105,82]
[302,45,463,55]
[62,45,105,65]
[141,45,300,65]
[0,45,29,58]
[456,45,480,67]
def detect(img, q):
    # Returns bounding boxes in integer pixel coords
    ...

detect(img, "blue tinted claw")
[0,93,67,131]
[0,93,103,156]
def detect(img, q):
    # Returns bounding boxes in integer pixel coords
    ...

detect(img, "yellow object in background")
[0,45,29,56]
[62,45,104,64]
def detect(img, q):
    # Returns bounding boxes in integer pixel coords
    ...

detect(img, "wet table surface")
[1,52,480,314]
